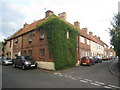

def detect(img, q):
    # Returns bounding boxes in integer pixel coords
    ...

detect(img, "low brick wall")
[36,61,55,71]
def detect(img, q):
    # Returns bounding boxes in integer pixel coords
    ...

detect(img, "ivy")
[36,15,80,70]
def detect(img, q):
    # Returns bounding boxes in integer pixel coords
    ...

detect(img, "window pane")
[39,49,45,59]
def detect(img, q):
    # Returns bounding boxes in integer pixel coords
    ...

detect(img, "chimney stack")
[58,12,66,21]
[98,36,100,40]
[23,22,29,28]
[74,21,80,29]
[89,32,93,36]
[45,10,54,18]
[82,28,88,33]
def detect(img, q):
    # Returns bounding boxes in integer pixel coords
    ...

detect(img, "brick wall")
[13,30,53,62]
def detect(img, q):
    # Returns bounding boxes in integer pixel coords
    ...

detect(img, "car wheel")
[2,62,5,66]
[22,65,26,70]
[13,63,16,68]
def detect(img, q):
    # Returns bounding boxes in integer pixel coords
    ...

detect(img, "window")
[87,39,90,45]
[29,33,33,42]
[40,30,44,40]
[10,41,11,47]
[67,31,70,39]
[39,49,45,59]
[23,51,26,56]
[28,50,32,56]
[14,39,18,45]
[80,36,84,43]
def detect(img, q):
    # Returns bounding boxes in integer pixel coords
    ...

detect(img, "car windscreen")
[22,56,32,61]
[81,57,89,60]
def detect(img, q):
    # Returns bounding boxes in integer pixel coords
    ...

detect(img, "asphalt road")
[2,59,120,89]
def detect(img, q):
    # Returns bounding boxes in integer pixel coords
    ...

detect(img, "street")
[2,59,120,89]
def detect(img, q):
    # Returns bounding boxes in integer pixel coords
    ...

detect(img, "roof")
[9,14,106,47]
[10,19,45,39]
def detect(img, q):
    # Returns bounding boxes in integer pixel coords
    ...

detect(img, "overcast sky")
[0,0,119,46]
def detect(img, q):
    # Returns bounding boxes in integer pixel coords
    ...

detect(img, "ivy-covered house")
[9,10,80,70]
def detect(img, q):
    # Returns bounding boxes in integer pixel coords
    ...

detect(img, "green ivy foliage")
[36,15,80,70]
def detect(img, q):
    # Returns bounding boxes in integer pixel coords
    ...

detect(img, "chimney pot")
[23,22,29,28]
[89,32,93,36]
[45,10,54,18]
[82,28,88,33]
[74,21,80,29]
[58,12,66,21]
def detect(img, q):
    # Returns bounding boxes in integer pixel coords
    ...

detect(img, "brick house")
[3,10,116,70]
[8,10,80,70]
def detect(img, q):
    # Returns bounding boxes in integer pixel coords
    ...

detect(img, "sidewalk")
[109,59,120,78]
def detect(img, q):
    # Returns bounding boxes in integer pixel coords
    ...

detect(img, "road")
[2,59,120,89]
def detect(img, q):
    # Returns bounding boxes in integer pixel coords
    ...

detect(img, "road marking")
[94,81,105,85]
[59,74,63,76]
[83,79,92,82]
[108,85,120,89]
[54,73,58,75]
[80,80,88,83]
[91,83,101,86]
[53,72,119,89]
[104,86,112,89]
[71,78,77,80]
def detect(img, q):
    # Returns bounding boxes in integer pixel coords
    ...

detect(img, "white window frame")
[80,36,85,43]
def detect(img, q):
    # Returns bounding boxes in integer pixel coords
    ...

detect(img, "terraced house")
[3,10,115,70]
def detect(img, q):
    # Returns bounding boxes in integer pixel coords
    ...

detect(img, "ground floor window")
[39,49,45,59]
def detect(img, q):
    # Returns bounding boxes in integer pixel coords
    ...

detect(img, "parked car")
[12,56,37,70]
[92,56,102,63]
[102,56,110,60]
[1,57,13,66]
[0,57,2,65]
[80,56,95,66]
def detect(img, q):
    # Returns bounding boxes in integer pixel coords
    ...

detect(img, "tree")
[109,13,120,65]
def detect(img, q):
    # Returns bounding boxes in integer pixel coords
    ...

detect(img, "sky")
[0,0,119,47]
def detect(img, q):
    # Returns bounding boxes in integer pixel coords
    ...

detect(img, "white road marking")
[54,73,58,75]
[71,78,77,80]
[80,80,88,83]
[91,83,101,86]
[108,85,120,89]
[59,74,63,76]
[104,86,112,89]
[54,72,119,89]
[95,81,105,85]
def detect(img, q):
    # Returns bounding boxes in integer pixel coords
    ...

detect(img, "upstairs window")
[80,36,84,43]
[14,39,18,45]
[67,31,70,39]
[39,49,45,59]
[87,39,90,45]
[40,30,44,40]
[29,32,34,42]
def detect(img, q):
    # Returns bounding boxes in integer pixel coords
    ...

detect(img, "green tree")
[109,14,120,64]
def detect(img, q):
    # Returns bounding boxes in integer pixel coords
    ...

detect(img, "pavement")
[109,59,120,78]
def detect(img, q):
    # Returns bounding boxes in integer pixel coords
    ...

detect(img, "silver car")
[1,57,13,66]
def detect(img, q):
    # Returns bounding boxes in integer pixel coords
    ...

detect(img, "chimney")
[89,32,93,36]
[98,36,100,40]
[58,12,66,21]
[94,35,97,38]
[45,10,54,18]
[23,22,29,28]
[82,28,88,33]
[74,21,80,29]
